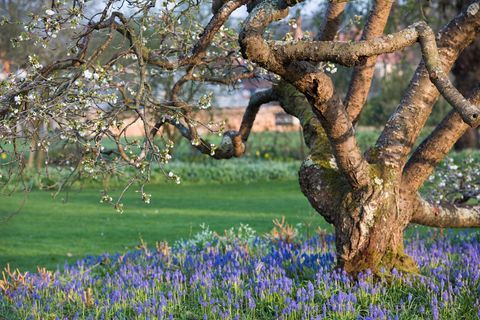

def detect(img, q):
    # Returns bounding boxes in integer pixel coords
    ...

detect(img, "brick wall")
[116,104,301,137]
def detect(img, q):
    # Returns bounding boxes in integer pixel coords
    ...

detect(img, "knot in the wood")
[239,33,273,68]
[220,131,245,158]
[413,20,429,32]
[467,2,479,16]
[300,73,334,103]
[286,62,334,102]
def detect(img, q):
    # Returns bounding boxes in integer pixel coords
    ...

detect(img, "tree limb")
[416,22,480,127]
[270,26,419,67]
[411,195,480,228]
[316,2,347,41]
[238,88,277,143]
[403,86,480,191]
[344,0,394,124]
[314,96,371,189]
[160,89,277,160]
[374,2,480,171]
[241,0,370,189]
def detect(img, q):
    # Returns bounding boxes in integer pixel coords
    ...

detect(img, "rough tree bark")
[237,0,480,274]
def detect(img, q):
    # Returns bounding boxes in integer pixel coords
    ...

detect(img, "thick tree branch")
[374,1,480,171]
[238,88,276,143]
[272,81,346,223]
[270,26,419,67]
[241,0,370,190]
[272,82,333,160]
[316,2,347,41]
[314,96,371,189]
[271,14,480,126]
[403,87,480,191]
[411,196,480,228]
[417,23,480,127]
[344,0,394,124]
[160,89,277,160]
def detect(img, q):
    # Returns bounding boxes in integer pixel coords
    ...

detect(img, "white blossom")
[83,70,93,79]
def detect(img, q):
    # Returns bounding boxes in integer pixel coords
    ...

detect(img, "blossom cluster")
[0,0,260,210]
[1,229,479,319]
[428,154,480,204]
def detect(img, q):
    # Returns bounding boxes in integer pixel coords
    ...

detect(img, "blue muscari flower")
[5,231,480,319]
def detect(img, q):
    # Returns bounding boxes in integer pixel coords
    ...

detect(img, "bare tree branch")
[344,0,394,124]
[241,0,370,189]
[160,88,277,160]
[270,26,419,67]
[314,96,371,188]
[411,196,480,228]
[374,2,480,171]
[416,22,480,127]
[403,86,480,191]
[238,88,276,143]
[316,2,347,41]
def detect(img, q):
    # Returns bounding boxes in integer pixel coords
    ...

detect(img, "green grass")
[0,180,329,272]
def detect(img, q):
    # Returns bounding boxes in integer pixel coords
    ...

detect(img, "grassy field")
[1,128,478,274]
[0,179,330,272]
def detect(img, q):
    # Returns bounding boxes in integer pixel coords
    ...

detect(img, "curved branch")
[417,23,480,127]
[271,14,480,128]
[238,88,277,142]
[161,89,277,159]
[248,18,478,128]
[270,26,419,67]
[316,2,347,41]
[403,87,480,191]
[411,196,480,228]
[314,96,371,189]
[374,2,480,171]
[272,82,345,224]
[345,0,394,124]
[268,20,480,128]
[272,81,332,158]
[241,0,369,189]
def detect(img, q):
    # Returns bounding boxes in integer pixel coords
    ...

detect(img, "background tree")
[0,0,479,275]
[452,1,480,149]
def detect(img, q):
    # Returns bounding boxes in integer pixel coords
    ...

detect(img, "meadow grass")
[0,180,329,272]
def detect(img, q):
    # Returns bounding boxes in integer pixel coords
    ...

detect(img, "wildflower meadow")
[1,226,479,319]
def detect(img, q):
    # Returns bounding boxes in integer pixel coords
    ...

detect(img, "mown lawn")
[0,180,329,271]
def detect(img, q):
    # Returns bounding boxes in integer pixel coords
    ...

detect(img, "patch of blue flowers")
[1,230,480,319]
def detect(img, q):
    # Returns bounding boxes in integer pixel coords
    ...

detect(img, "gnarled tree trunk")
[300,161,418,274]
[236,0,480,275]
